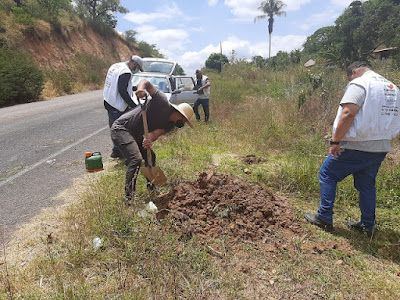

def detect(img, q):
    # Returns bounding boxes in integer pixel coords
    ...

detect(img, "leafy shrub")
[0,47,44,107]
[11,6,33,25]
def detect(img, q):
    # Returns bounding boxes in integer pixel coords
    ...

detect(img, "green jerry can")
[85,152,104,172]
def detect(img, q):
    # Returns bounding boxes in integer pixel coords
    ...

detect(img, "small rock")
[336,259,344,265]
[93,237,103,250]
[244,168,252,174]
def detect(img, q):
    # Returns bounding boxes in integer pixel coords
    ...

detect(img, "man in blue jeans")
[305,61,400,237]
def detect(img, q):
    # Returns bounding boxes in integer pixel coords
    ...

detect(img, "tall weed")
[210,62,400,210]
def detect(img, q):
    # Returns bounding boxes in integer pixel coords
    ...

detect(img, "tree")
[251,55,267,68]
[334,0,364,65]
[74,0,128,28]
[205,53,229,72]
[302,26,338,56]
[14,0,23,7]
[137,41,164,58]
[37,0,72,22]
[268,50,290,69]
[254,0,286,59]
[354,0,400,58]
[124,29,138,44]
[176,64,185,75]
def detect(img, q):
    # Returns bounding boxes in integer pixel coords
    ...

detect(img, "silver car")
[132,72,198,106]
[141,57,177,75]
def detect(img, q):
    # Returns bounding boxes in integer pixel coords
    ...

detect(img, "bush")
[11,6,33,25]
[0,47,44,107]
[44,68,74,95]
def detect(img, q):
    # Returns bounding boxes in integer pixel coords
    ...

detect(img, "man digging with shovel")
[111,79,194,205]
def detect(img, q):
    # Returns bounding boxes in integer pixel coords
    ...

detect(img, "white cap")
[130,55,143,71]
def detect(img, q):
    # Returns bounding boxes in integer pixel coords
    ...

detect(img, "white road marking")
[0,126,108,188]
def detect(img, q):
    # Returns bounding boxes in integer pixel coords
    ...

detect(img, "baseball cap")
[131,55,143,71]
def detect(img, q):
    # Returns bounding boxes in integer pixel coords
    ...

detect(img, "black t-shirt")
[112,90,175,142]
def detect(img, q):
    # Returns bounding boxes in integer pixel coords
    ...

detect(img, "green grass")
[1,61,400,299]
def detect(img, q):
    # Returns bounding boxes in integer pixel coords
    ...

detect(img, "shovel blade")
[140,166,167,186]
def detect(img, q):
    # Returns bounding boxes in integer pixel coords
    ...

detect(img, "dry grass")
[1,62,400,299]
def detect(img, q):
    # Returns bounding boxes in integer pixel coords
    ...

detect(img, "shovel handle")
[141,109,153,168]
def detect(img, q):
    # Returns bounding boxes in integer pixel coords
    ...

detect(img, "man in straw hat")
[103,55,144,159]
[111,79,194,205]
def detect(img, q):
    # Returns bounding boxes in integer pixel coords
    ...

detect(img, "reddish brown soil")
[155,169,302,243]
[155,169,352,255]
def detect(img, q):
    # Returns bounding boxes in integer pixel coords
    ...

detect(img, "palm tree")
[254,0,287,59]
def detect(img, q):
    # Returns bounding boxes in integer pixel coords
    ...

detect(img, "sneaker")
[146,182,156,191]
[110,150,122,159]
[304,213,334,232]
[347,220,374,237]
[124,195,133,207]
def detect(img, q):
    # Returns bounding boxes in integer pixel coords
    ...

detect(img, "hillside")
[0,12,138,100]
[23,24,136,70]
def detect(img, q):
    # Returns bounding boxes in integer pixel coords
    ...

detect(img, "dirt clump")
[155,169,302,243]
[240,154,265,165]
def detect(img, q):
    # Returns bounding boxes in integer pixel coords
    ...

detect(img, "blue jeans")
[317,149,386,228]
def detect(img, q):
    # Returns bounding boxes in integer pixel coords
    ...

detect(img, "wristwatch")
[329,140,340,145]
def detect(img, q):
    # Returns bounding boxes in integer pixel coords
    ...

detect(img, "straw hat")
[171,103,194,128]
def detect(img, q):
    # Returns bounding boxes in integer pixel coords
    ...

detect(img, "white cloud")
[208,0,218,7]
[175,34,307,75]
[283,0,312,11]
[123,2,184,24]
[223,0,312,20]
[299,9,339,31]
[297,0,353,32]
[136,25,190,54]
[330,0,353,8]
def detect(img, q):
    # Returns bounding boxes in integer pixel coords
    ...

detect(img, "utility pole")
[220,42,223,73]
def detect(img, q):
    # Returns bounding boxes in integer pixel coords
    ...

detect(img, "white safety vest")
[198,75,210,99]
[333,70,400,141]
[103,62,133,111]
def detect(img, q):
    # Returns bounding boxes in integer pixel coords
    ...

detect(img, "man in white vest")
[103,55,143,158]
[193,69,211,122]
[305,61,400,237]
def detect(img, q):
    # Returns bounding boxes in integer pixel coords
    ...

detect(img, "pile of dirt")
[155,170,303,243]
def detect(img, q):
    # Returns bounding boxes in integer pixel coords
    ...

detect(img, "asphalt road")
[0,90,112,243]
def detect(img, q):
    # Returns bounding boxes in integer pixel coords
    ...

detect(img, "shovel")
[139,95,168,186]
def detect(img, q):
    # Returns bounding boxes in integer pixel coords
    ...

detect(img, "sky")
[115,0,354,75]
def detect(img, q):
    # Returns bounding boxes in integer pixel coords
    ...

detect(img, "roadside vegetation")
[1,0,400,297]
[0,0,164,107]
[1,60,400,299]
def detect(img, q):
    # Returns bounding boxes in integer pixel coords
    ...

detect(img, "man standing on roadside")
[111,79,194,205]
[103,55,143,158]
[193,69,211,123]
[305,61,400,237]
